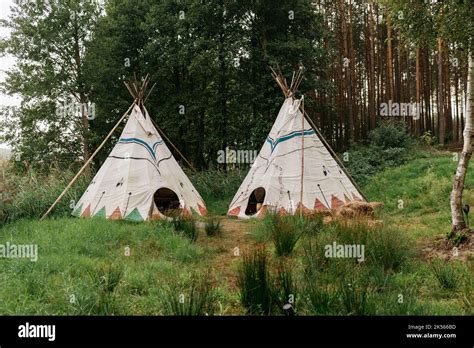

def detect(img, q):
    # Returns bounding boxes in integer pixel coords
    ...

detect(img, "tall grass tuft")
[76,263,124,315]
[263,214,302,256]
[272,261,297,315]
[304,280,339,315]
[237,246,273,315]
[162,273,217,315]
[338,271,373,315]
[172,217,198,243]
[205,218,222,237]
[328,220,412,271]
[430,259,462,291]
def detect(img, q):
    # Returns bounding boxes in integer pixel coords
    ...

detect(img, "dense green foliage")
[1,0,328,171]
[344,121,416,184]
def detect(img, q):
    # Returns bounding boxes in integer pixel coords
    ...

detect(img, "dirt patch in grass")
[419,234,474,262]
[198,218,254,290]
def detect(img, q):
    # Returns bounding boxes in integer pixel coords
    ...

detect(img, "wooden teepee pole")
[40,101,136,221]
[300,95,305,217]
[149,117,198,172]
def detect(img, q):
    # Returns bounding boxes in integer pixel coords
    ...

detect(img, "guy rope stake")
[40,101,136,221]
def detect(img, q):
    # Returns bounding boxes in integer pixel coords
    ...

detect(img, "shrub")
[172,217,198,243]
[162,273,217,316]
[237,246,273,315]
[344,121,415,185]
[369,121,414,150]
[205,218,222,237]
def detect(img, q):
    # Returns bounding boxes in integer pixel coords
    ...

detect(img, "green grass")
[0,149,472,315]
[0,218,221,315]
[362,150,472,238]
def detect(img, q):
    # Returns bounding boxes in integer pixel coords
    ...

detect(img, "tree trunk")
[386,15,393,103]
[368,0,376,130]
[438,37,445,146]
[338,0,354,144]
[450,53,474,233]
[415,47,421,136]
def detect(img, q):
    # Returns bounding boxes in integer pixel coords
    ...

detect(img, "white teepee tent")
[71,78,207,221]
[228,70,365,219]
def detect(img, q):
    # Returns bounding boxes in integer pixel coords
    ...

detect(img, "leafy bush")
[369,121,415,150]
[344,121,416,185]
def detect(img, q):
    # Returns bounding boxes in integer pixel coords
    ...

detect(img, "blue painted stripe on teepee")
[266,129,315,152]
[118,138,156,160]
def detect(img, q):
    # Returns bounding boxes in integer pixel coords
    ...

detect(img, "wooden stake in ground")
[40,102,136,221]
[450,52,474,233]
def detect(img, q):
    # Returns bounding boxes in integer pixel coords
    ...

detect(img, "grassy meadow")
[0,148,472,315]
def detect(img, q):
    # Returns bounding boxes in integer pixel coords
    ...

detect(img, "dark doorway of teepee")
[245,187,266,216]
[154,188,181,217]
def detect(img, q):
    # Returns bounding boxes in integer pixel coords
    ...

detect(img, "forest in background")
[0,0,473,172]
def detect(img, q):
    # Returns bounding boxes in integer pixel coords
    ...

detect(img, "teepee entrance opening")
[245,187,266,216]
[154,188,181,217]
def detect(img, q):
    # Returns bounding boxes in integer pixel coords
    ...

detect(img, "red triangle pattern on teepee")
[278,207,287,216]
[331,195,345,209]
[228,206,240,217]
[314,198,328,211]
[81,204,91,218]
[352,192,363,201]
[198,203,208,216]
[110,206,122,220]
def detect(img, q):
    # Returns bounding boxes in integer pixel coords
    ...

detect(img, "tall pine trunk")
[437,37,445,146]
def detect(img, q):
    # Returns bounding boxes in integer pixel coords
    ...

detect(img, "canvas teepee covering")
[228,69,365,219]
[72,78,207,221]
